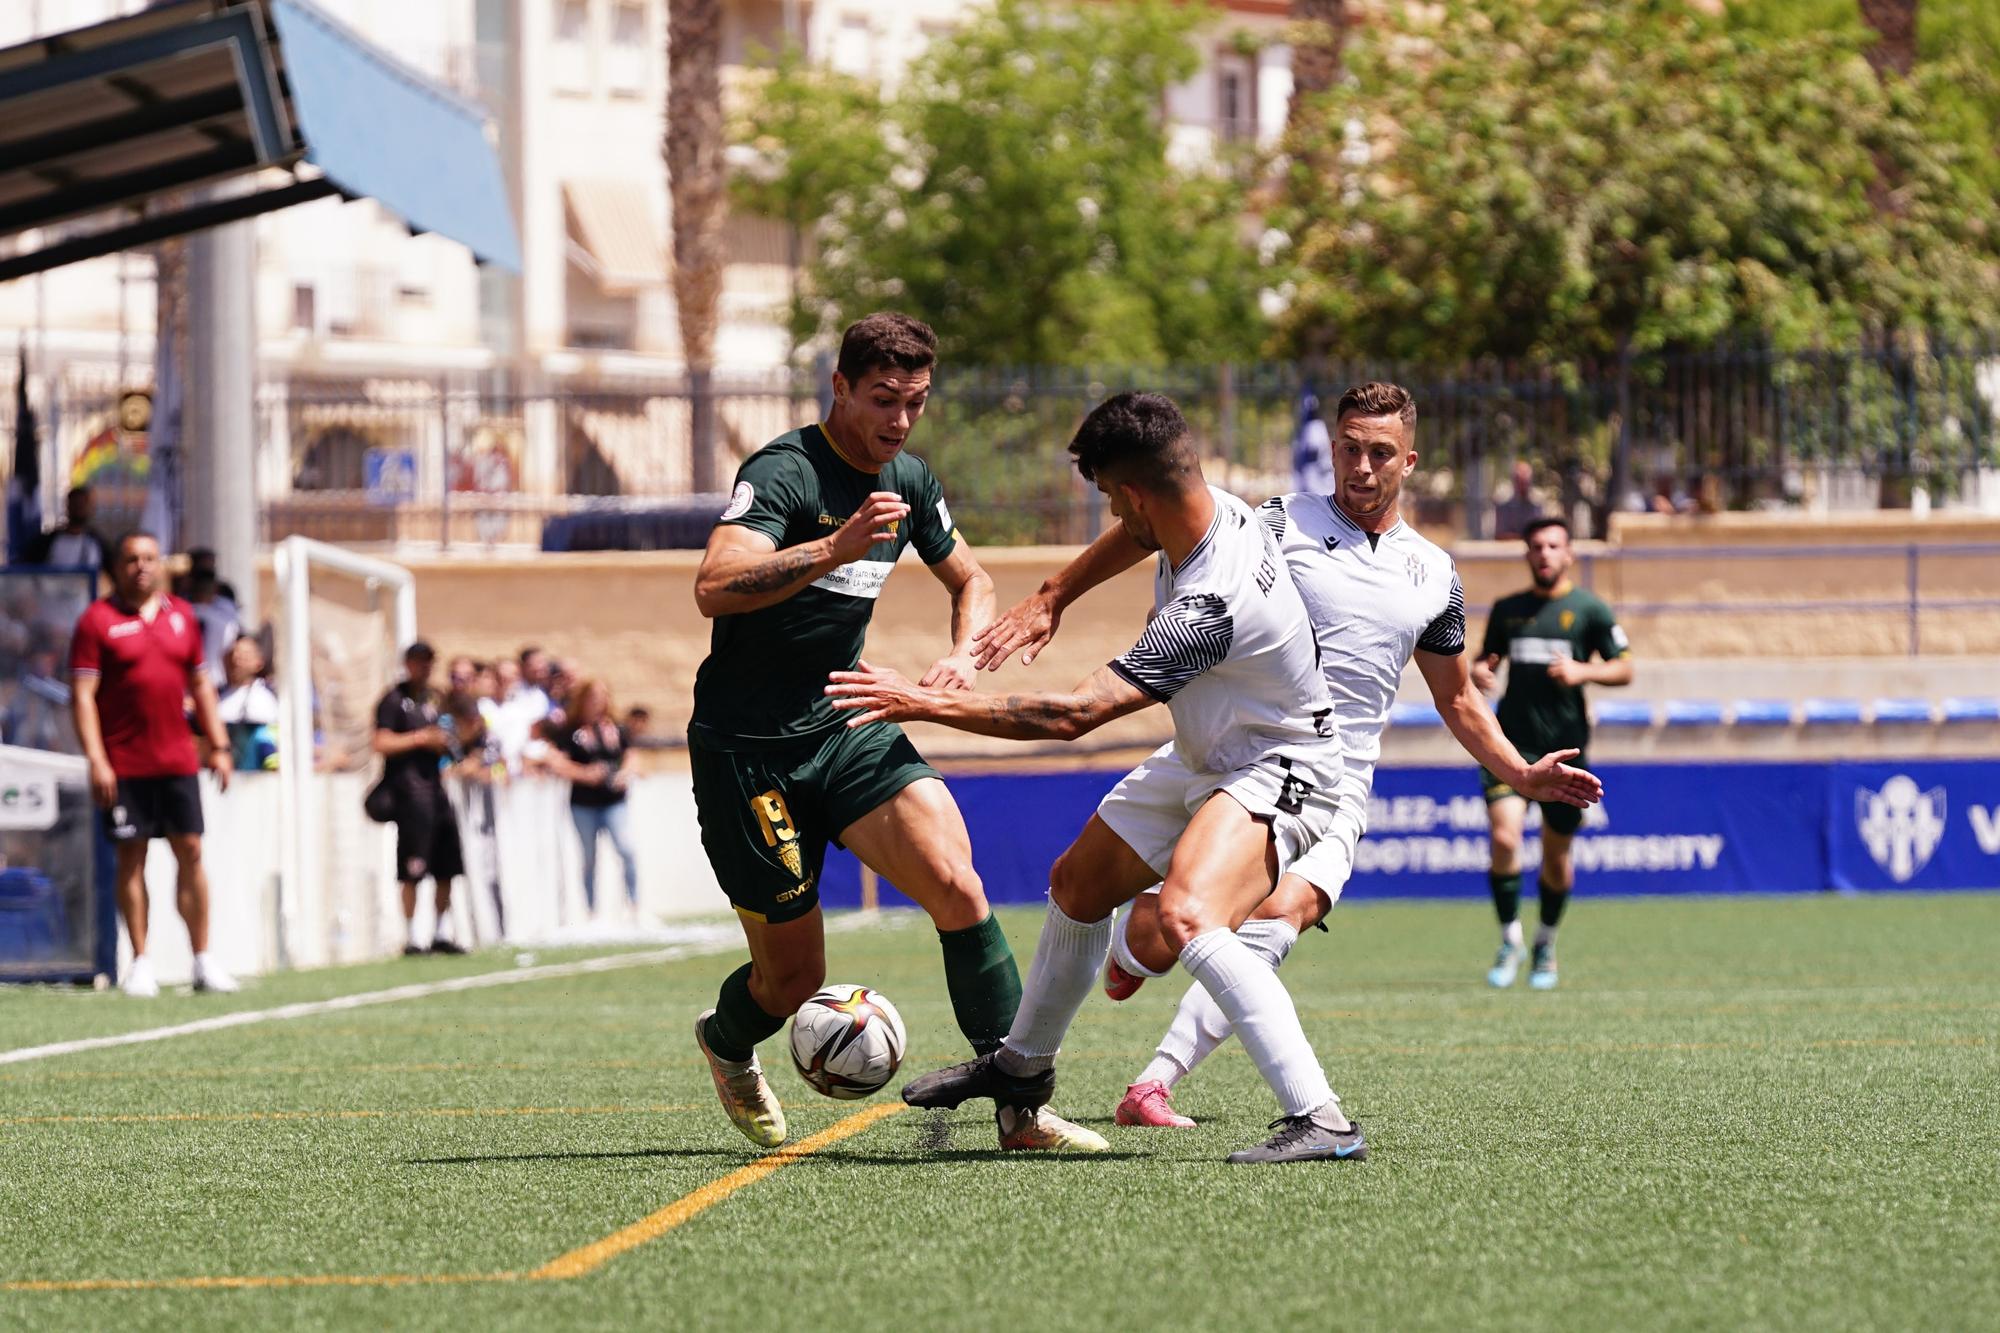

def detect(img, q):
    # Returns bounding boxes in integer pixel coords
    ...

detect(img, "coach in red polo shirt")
[69,531,237,998]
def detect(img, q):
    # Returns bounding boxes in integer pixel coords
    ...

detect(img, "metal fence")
[5,341,1997,550]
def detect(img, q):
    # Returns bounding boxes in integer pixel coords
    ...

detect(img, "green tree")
[1275,0,2000,364]
[733,0,1267,367]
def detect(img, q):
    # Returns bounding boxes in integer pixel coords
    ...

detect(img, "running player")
[829,391,1365,1164]
[688,312,1094,1154]
[969,383,1600,1127]
[1475,517,1633,990]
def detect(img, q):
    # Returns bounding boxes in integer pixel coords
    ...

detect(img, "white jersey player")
[967,382,1602,1130]
[829,391,1371,1164]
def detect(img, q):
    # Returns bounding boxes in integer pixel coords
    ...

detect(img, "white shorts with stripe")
[1096,741,1347,884]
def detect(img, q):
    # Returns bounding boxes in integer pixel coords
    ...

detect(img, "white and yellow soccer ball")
[788,984,908,1100]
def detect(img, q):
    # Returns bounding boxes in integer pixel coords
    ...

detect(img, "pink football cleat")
[1115,1080,1195,1128]
[1103,959,1146,1001]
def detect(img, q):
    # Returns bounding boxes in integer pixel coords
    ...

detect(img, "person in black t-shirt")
[539,677,638,918]
[371,642,468,955]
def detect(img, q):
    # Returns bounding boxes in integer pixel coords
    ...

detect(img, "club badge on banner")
[1827,761,2000,892]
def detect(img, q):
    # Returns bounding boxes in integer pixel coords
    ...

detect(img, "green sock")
[704,963,785,1063]
[1539,881,1570,930]
[1489,872,1522,927]
[938,913,1022,1056]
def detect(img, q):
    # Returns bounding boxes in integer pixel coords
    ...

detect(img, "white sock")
[433,910,456,944]
[1534,924,1557,949]
[1502,919,1525,949]
[1143,918,1300,1089]
[192,951,211,979]
[997,897,1113,1075]
[406,917,423,950]
[1109,907,1169,979]
[1178,927,1334,1119]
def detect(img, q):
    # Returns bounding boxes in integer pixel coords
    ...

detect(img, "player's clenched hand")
[1514,748,1601,808]
[828,492,910,566]
[1545,657,1587,687]
[207,747,233,794]
[826,659,939,727]
[920,653,978,691]
[972,592,1060,670]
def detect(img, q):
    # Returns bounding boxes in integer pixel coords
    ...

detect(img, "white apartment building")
[0,0,1296,535]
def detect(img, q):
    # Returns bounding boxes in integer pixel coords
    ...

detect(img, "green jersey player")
[688,312,1097,1153]
[1473,516,1634,990]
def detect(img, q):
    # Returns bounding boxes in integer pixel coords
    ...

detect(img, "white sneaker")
[192,958,240,994]
[122,955,159,998]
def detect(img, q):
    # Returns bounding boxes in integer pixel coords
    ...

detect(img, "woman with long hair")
[541,677,639,917]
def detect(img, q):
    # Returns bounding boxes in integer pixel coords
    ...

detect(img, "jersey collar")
[1323,495,1403,543]
[1171,507,1223,576]
[815,421,883,475]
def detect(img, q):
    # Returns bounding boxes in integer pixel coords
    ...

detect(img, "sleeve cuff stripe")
[1108,659,1170,703]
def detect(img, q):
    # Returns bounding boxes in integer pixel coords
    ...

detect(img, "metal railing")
[4,341,1996,550]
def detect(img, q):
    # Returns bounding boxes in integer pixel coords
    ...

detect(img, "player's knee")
[923,858,987,927]
[1154,895,1216,957]
[1047,848,1090,917]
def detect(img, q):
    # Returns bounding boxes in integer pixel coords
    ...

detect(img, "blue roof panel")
[270,0,520,272]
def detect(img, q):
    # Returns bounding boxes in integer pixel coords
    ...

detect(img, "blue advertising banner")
[818,759,1998,910]
[1826,761,2000,892]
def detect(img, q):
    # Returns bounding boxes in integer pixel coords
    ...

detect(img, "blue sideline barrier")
[819,758,2000,907]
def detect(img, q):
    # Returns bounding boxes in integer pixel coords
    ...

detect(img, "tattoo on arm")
[724,546,820,596]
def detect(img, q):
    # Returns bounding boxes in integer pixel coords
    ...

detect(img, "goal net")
[273,537,417,967]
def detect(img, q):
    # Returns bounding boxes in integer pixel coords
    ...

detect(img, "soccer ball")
[788,984,908,1100]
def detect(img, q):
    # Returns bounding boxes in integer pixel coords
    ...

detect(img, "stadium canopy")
[0,0,520,283]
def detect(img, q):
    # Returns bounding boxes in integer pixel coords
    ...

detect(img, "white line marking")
[0,913,902,1069]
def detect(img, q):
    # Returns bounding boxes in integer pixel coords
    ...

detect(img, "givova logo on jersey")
[1855,774,1947,882]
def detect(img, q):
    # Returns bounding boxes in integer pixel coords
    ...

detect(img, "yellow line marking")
[531,1102,908,1280]
[0,1104,704,1127]
[1,1101,909,1294]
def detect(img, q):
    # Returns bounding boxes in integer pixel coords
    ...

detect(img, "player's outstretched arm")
[919,544,996,690]
[1415,648,1602,809]
[826,660,1152,741]
[971,524,1150,671]
[694,491,909,618]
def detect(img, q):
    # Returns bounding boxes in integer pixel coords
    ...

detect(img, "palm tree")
[1858,0,1918,77]
[665,0,725,493]
[1287,0,1346,134]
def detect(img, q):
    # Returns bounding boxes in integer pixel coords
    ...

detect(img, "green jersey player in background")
[1473,516,1634,990]
[687,312,1095,1153]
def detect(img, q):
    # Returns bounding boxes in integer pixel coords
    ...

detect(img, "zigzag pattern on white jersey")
[1110,488,1338,777]
[1261,493,1464,777]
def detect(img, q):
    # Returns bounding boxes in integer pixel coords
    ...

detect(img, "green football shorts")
[1479,753,1589,838]
[688,721,939,923]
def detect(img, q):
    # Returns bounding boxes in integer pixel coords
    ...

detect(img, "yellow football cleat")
[695,1009,787,1149]
[996,1104,1109,1152]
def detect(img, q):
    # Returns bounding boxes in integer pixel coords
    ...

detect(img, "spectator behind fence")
[181,548,241,686]
[446,654,476,695]
[1492,461,1546,540]
[538,677,638,919]
[25,485,111,576]
[217,635,279,772]
[371,641,468,956]
[68,531,237,998]
[624,704,670,750]
[487,656,542,771]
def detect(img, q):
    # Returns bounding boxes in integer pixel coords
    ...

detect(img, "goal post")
[273,536,416,968]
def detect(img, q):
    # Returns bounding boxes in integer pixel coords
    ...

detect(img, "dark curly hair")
[1068,391,1197,493]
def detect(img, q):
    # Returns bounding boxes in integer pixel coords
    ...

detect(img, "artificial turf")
[1,893,1995,1332]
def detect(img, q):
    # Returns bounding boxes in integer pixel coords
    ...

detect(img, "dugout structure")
[273,535,413,967]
